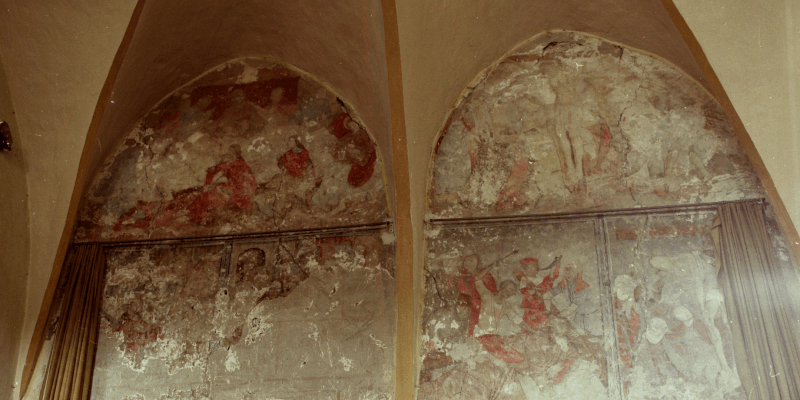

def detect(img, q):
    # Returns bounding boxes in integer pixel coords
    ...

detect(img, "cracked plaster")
[428,33,764,220]
[76,59,389,242]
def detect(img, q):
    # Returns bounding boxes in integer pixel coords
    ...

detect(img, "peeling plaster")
[428,33,764,220]
[77,60,389,242]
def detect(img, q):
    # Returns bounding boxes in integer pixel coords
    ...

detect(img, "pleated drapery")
[714,202,800,399]
[39,244,106,400]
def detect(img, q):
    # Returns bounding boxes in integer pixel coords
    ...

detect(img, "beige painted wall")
[673,0,800,244]
[0,2,138,397]
[0,49,29,400]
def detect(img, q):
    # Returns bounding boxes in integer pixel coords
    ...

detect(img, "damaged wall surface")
[429,33,764,220]
[420,212,747,399]
[57,59,397,400]
[93,231,395,399]
[76,59,389,242]
[420,33,770,399]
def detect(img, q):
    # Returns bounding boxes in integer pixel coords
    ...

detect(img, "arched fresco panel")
[428,32,764,219]
[76,59,389,242]
[420,33,762,399]
[79,60,395,399]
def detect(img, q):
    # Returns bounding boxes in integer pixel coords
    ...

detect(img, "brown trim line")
[17,1,147,397]
[380,0,415,398]
[430,198,766,228]
[84,222,392,248]
[659,0,800,266]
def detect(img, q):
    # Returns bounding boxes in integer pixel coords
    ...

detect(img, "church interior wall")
[0,1,799,399]
[0,47,30,400]
[418,33,795,399]
[53,59,398,399]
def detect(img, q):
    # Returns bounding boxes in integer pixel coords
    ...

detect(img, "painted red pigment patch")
[616,228,639,240]
[536,265,559,294]
[482,272,498,293]
[348,150,376,187]
[152,187,200,229]
[112,313,163,356]
[434,118,452,155]
[243,77,300,108]
[694,320,712,344]
[191,77,301,120]
[551,358,576,383]
[189,157,256,224]
[629,308,640,334]
[191,85,232,120]
[154,110,181,131]
[574,273,589,292]
[114,200,159,231]
[223,326,243,348]
[665,323,686,340]
[476,334,524,363]
[521,287,548,330]
[495,148,530,212]
[328,113,353,139]
[279,148,311,177]
[457,270,481,337]
[315,236,353,264]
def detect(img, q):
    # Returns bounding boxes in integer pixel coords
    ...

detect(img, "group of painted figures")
[420,244,743,399]
[421,252,607,397]
[77,62,387,242]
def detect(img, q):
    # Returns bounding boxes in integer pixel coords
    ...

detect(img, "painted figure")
[189,144,257,224]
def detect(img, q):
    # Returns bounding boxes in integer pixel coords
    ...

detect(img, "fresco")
[419,221,613,399]
[429,33,764,219]
[91,230,395,399]
[420,212,747,399]
[607,212,744,399]
[420,33,758,397]
[76,59,389,242]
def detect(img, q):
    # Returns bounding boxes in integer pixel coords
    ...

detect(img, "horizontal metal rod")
[77,221,393,249]
[428,198,766,229]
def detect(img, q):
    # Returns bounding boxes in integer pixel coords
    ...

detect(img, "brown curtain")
[714,202,800,399]
[39,244,106,400]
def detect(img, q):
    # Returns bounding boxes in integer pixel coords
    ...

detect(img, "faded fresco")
[92,231,395,399]
[420,214,746,399]
[607,212,744,399]
[419,221,613,399]
[76,59,389,242]
[429,33,764,219]
[422,32,754,399]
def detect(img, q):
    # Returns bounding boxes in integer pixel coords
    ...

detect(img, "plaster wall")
[0,1,799,398]
[418,34,763,399]
[0,2,139,395]
[91,232,396,400]
[394,1,712,380]
[88,0,394,217]
[396,0,706,314]
[672,0,800,246]
[77,60,389,242]
[0,50,29,400]
[57,60,397,399]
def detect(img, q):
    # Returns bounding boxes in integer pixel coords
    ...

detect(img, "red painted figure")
[278,137,311,177]
[516,256,561,330]
[188,144,256,224]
